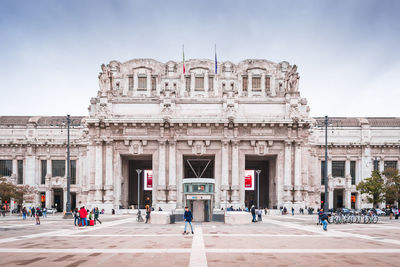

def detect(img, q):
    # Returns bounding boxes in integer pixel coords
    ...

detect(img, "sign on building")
[144,170,152,190]
[245,170,254,190]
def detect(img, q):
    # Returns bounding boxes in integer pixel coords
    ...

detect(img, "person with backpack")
[74,208,80,226]
[183,206,194,235]
[321,212,329,231]
[35,207,41,225]
[94,207,102,225]
[145,205,151,224]
[251,205,256,222]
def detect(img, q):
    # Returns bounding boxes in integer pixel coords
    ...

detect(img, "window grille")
[138,76,147,90]
[0,160,12,177]
[185,76,191,91]
[242,76,248,91]
[71,160,76,184]
[17,160,23,184]
[252,76,261,90]
[350,161,356,185]
[41,160,47,184]
[195,77,204,90]
[265,76,270,90]
[128,75,133,90]
[332,161,345,177]
[208,76,214,91]
[151,76,157,91]
[321,161,325,185]
[52,160,65,177]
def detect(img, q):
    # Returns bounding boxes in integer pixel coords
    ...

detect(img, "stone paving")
[0,214,399,266]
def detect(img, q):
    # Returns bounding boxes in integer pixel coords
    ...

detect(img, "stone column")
[146,72,151,96]
[176,152,184,209]
[379,158,384,173]
[63,188,67,212]
[231,141,239,205]
[294,142,302,202]
[104,141,114,204]
[114,152,122,209]
[204,72,209,92]
[168,141,177,204]
[45,189,52,209]
[283,141,292,203]
[94,141,103,203]
[248,72,252,92]
[270,77,276,96]
[157,141,166,203]
[328,188,334,209]
[220,140,229,205]
[261,74,266,97]
[356,192,361,210]
[190,72,195,94]
[133,72,138,92]
[12,158,17,178]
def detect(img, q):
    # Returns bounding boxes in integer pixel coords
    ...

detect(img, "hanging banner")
[144,170,152,191]
[245,170,255,190]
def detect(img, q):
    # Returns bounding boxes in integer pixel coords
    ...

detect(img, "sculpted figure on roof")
[98,64,112,94]
[285,65,299,92]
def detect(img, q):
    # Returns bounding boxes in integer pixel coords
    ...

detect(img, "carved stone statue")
[98,64,112,93]
[285,65,299,92]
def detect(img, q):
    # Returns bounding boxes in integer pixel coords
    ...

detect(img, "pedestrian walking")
[321,212,329,231]
[42,207,47,218]
[35,207,41,225]
[31,207,35,218]
[317,208,323,225]
[79,206,88,226]
[94,207,102,225]
[74,208,80,226]
[251,205,256,222]
[183,206,194,235]
[145,205,151,224]
[291,207,294,216]
[22,207,27,220]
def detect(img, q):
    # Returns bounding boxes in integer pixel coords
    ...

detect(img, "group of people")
[74,206,102,226]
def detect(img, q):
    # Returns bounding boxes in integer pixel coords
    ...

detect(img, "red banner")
[144,170,152,191]
[245,170,254,190]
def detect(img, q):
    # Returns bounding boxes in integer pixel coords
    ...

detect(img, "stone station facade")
[0,58,399,220]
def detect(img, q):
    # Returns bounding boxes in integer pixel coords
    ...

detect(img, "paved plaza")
[0,214,399,266]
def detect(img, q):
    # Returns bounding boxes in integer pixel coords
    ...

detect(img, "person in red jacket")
[79,206,88,226]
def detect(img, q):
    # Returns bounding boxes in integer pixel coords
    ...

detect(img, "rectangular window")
[41,160,47,184]
[332,161,345,177]
[350,161,356,185]
[138,76,147,90]
[321,161,326,185]
[128,75,133,90]
[185,76,191,91]
[252,76,261,90]
[242,76,248,91]
[17,160,23,184]
[373,160,379,171]
[208,76,214,91]
[52,160,65,177]
[265,76,271,90]
[70,160,76,184]
[151,76,157,91]
[0,160,12,177]
[195,77,204,90]
[384,161,398,171]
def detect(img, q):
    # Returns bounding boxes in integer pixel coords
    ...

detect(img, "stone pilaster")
[104,140,114,203]
[157,141,166,203]
[283,141,292,202]
[294,142,302,202]
[94,141,103,203]
[168,141,177,203]
[231,141,239,204]
[220,140,229,204]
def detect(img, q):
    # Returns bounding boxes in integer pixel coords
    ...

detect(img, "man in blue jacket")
[183,206,194,235]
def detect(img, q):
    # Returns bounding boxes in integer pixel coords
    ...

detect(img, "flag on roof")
[182,45,186,74]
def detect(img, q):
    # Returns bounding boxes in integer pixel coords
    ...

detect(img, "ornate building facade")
[0,58,399,219]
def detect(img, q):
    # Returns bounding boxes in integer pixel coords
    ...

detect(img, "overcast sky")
[1,0,399,117]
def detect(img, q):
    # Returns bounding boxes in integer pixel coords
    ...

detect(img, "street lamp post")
[324,115,329,212]
[256,170,261,210]
[136,169,142,210]
[63,115,72,219]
